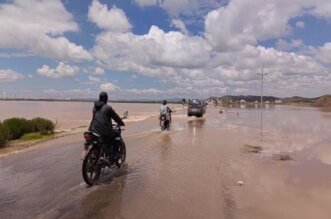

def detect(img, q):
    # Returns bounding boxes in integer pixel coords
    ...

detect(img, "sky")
[1,0,331,99]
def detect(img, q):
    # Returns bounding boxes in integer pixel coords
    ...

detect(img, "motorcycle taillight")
[84,133,93,142]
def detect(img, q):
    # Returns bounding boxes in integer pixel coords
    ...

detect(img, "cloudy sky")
[1,0,331,99]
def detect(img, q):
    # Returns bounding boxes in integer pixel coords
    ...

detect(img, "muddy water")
[0,101,162,130]
[1,102,331,219]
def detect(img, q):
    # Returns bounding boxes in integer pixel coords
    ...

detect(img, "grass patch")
[272,153,292,161]
[20,132,53,141]
[243,144,262,153]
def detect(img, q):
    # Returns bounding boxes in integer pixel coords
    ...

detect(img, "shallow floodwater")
[0,101,161,130]
[1,101,331,219]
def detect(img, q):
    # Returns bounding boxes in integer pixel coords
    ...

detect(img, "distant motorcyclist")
[159,100,172,126]
[89,92,125,161]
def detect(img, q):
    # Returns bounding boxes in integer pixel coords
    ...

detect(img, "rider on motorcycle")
[159,100,172,126]
[89,92,125,161]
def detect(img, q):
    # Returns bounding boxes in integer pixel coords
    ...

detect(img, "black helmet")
[163,100,167,105]
[99,91,108,103]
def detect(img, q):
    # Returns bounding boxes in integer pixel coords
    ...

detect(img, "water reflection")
[187,118,206,146]
[159,134,172,158]
[80,173,128,219]
[187,118,206,130]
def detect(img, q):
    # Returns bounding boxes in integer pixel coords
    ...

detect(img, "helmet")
[163,100,167,105]
[99,91,108,103]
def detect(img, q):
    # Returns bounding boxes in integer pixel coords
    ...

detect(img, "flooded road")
[1,102,331,219]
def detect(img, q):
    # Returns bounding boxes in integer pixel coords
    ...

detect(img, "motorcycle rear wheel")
[82,148,101,186]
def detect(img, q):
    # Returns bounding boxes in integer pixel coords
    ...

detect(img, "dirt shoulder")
[0,126,87,158]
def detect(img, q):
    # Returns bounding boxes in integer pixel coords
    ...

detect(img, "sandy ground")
[1,104,331,219]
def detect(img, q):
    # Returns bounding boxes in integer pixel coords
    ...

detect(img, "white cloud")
[275,39,303,51]
[0,0,92,61]
[125,88,162,95]
[91,16,330,97]
[296,21,305,29]
[2,0,331,98]
[135,0,158,7]
[171,19,189,35]
[134,0,224,20]
[37,62,78,78]
[88,0,131,32]
[205,1,292,51]
[0,69,24,82]
[50,0,328,98]
[0,51,34,58]
[204,0,331,51]
[94,67,105,75]
[100,82,120,92]
[92,25,211,74]
[89,75,101,82]
[313,43,331,64]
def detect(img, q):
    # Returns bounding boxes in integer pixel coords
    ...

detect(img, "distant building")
[275,100,282,104]
[240,99,246,103]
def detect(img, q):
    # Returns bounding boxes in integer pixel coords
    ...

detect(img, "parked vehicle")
[81,111,128,186]
[187,99,206,117]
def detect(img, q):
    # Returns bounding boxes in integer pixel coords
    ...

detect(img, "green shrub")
[24,120,36,133]
[3,118,28,140]
[0,117,55,148]
[29,117,55,134]
[0,122,10,148]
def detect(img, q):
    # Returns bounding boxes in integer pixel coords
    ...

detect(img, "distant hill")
[218,95,330,105]
[280,96,320,103]
[312,95,331,107]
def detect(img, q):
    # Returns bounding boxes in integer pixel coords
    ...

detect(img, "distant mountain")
[220,95,280,102]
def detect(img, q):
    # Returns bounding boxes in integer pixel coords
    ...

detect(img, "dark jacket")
[89,101,124,137]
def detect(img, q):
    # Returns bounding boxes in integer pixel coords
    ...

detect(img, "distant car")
[187,99,206,117]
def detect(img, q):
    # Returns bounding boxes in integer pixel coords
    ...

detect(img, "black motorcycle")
[160,114,170,131]
[82,111,128,186]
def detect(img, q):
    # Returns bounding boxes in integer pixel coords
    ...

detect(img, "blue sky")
[1,0,331,99]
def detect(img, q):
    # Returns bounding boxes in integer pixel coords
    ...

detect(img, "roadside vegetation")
[0,117,55,148]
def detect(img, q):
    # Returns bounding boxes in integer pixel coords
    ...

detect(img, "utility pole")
[257,66,268,138]
[227,87,232,105]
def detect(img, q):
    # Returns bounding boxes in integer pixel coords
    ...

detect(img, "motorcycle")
[160,114,170,131]
[81,111,128,186]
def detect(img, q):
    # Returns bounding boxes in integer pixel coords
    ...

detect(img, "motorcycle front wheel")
[82,148,101,186]
[115,140,126,168]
